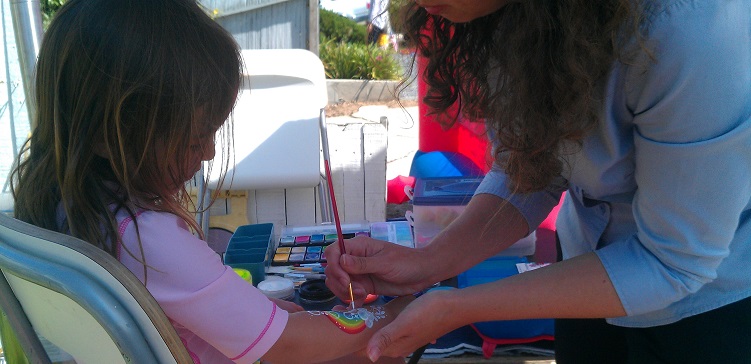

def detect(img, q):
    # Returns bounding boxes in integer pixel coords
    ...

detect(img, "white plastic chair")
[199,49,333,246]
[0,213,192,363]
[208,48,328,191]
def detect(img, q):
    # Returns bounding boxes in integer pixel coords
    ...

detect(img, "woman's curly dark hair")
[401,0,641,193]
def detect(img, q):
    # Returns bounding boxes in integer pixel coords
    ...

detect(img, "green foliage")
[38,2,397,80]
[388,0,409,34]
[41,0,67,29]
[319,8,367,45]
[319,37,402,80]
[1,310,31,364]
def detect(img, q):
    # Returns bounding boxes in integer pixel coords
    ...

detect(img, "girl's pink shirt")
[115,209,288,363]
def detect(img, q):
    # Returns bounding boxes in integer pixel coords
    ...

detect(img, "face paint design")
[308,307,387,334]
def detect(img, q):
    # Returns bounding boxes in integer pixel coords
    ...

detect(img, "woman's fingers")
[367,289,460,361]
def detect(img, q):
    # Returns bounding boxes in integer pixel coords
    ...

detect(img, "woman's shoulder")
[640,0,748,33]
[624,0,750,142]
[629,0,750,81]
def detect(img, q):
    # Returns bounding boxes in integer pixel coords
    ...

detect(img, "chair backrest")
[0,213,192,363]
[208,48,327,191]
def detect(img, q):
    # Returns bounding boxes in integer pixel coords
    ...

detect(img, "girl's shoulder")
[115,208,208,259]
[114,208,188,232]
[116,208,225,285]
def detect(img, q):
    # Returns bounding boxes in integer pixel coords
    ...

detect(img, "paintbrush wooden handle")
[323,160,346,254]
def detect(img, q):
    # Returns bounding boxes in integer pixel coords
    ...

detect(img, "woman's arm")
[325,193,531,302]
[419,193,531,281]
[261,295,414,363]
[365,253,626,361]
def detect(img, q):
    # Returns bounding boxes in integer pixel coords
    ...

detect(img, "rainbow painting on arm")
[309,307,387,334]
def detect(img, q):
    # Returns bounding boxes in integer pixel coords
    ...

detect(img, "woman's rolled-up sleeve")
[475,163,567,235]
[597,1,751,317]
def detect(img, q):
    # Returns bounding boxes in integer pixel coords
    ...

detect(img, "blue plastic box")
[457,256,554,342]
[223,223,274,286]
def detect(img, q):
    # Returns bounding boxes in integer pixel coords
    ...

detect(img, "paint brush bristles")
[348,283,355,310]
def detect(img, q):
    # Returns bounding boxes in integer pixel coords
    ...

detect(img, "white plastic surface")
[6,273,125,363]
[208,49,327,190]
[0,216,184,363]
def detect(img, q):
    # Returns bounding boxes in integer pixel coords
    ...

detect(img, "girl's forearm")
[263,296,413,363]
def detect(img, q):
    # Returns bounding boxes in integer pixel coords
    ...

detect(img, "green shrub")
[388,0,409,35]
[319,37,402,80]
[319,8,367,44]
[41,0,67,28]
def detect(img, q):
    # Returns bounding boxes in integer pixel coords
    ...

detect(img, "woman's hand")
[325,194,530,306]
[366,289,465,362]
[325,236,436,304]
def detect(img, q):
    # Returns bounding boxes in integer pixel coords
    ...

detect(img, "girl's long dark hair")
[11,0,241,263]
[402,1,641,192]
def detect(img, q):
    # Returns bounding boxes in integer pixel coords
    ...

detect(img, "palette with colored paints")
[272,222,371,266]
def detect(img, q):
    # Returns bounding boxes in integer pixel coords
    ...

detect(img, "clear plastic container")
[407,177,536,256]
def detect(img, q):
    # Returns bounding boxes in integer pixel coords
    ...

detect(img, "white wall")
[0,0,32,213]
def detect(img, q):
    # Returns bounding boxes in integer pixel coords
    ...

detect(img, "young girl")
[10,0,411,363]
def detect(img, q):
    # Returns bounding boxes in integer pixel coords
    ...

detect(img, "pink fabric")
[387,175,415,204]
[538,193,564,231]
[116,210,144,260]
[116,210,288,363]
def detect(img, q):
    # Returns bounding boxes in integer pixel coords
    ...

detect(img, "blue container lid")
[233,223,274,239]
[412,177,483,206]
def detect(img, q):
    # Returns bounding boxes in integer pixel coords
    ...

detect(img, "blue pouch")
[457,256,554,358]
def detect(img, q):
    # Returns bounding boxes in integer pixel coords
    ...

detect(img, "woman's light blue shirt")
[475,0,751,327]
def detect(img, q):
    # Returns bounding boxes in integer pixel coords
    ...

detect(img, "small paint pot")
[258,277,295,301]
[298,279,336,309]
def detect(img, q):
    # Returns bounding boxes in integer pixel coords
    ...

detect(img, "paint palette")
[272,222,371,266]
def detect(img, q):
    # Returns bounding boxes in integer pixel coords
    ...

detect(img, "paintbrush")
[320,110,356,310]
